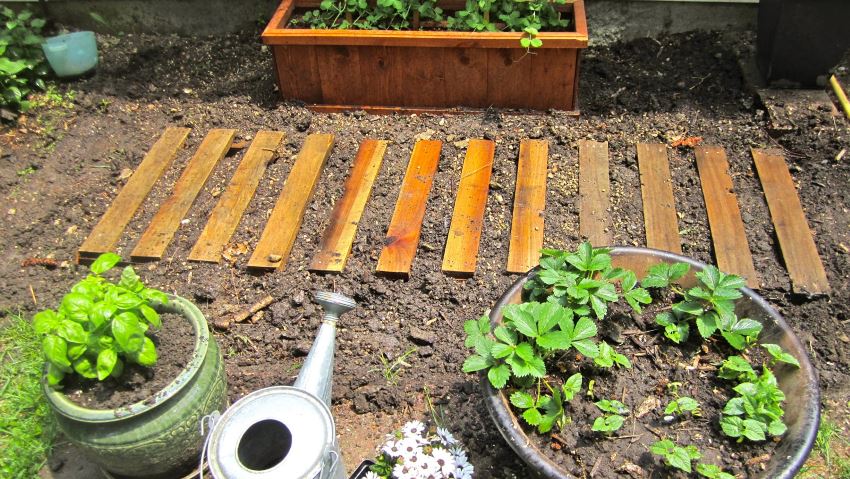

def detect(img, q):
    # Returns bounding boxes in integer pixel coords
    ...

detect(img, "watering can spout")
[292,291,356,405]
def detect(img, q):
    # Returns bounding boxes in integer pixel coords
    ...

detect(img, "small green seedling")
[593,340,631,369]
[695,463,735,479]
[665,396,701,417]
[510,373,582,433]
[371,346,416,386]
[720,367,788,442]
[761,343,801,368]
[718,355,757,382]
[591,399,629,434]
[650,438,701,473]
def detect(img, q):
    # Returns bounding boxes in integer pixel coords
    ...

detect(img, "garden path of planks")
[78,130,828,294]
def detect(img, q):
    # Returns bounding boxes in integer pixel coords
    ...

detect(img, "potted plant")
[463,244,819,478]
[349,420,474,479]
[261,0,587,112]
[34,253,227,478]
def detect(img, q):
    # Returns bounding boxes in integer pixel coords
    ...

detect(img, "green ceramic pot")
[42,295,227,478]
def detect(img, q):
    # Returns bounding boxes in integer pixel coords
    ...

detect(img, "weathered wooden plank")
[309,139,388,272]
[694,146,760,288]
[78,127,190,260]
[130,129,236,261]
[752,148,830,294]
[506,140,548,273]
[578,140,611,247]
[637,143,682,254]
[442,139,495,277]
[188,131,285,263]
[376,140,442,278]
[248,133,335,270]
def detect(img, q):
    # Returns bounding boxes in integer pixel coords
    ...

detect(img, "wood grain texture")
[376,140,442,278]
[248,133,335,270]
[694,146,760,288]
[264,0,584,110]
[506,140,548,273]
[637,143,682,254]
[442,139,495,277]
[188,131,284,263]
[752,148,830,294]
[578,140,611,247]
[130,129,235,261]
[310,139,388,272]
[78,127,190,260]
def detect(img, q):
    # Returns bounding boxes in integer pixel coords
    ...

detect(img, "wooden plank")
[637,143,682,254]
[130,129,235,261]
[694,146,760,288]
[578,140,611,247]
[442,139,495,277]
[188,131,285,263]
[247,133,335,270]
[309,139,388,272]
[376,140,442,278]
[752,149,830,294]
[506,140,548,273]
[78,127,190,260]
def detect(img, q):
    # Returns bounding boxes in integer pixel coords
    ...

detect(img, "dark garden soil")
[2,25,849,478]
[60,313,195,410]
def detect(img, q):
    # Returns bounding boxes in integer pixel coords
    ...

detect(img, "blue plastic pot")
[42,31,98,78]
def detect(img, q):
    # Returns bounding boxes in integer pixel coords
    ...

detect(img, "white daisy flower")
[431,447,456,476]
[453,462,474,479]
[397,438,423,461]
[392,462,418,479]
[417,456,441,478]
[382,440,404,458]
[364,472,382,479]
[402,420,426,437]
[436,427,457,446]
[450,446,468,465]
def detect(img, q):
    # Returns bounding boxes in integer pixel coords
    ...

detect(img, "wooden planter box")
[261,0,588,113]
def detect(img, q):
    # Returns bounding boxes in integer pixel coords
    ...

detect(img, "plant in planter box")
[261,0,587,111]
[34,252,227,479]
[463,244,819,479]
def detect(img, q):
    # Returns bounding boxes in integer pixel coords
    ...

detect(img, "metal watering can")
[206,291,355,479]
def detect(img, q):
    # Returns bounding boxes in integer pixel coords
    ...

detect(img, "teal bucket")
[42,31,98,78]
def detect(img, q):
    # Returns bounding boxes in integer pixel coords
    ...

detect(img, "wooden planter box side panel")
[265,0,586,111]
[275,46,579,110]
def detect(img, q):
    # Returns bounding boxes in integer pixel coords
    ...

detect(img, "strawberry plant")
[664,396,700,417]
[720,362,793,442]
[33,253,168,387]
[591,398,628,434]
[650,439,701,473]
[509,373,581,433]
[645,263,763,349]
[695,463,736,479]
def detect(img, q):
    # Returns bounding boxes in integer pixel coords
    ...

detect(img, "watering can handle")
[322,449,340,476]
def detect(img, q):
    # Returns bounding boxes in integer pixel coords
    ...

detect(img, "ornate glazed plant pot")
[481,247,820,479]
[42,295,227,478]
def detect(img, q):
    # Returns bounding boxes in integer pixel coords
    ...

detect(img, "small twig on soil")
[28,284,37,306]
[644,425,666,438]
[606,434,642,441]
[214,295,275,329]
[689,73,712,90]
[589,456,602,477]
[628,335,663,368]
[746,453,771,466]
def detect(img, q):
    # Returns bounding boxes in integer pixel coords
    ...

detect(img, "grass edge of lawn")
[0,313,56,478]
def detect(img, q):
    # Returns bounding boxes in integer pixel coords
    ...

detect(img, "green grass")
[0,314,56,478]
[800,414,850,479]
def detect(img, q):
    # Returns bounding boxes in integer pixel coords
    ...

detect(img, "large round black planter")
[481,247,819,479]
